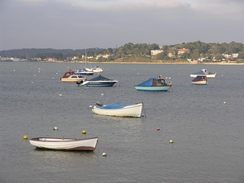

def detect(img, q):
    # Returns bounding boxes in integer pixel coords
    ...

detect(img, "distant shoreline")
[47,61,244,65]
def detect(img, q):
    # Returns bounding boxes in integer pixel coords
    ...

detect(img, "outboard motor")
[95,101,103,106]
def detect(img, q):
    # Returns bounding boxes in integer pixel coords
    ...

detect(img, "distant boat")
[75,68,94,76]
[77,75,118,87]
[29,137,98,151]
[135,76,172,91]
[85,66,104,73]
[190,69,217,78]
[192,75,208,85]
[92,102,143,118]
[60,71,86,83]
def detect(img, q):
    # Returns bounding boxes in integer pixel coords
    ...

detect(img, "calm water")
[1,62,244,183]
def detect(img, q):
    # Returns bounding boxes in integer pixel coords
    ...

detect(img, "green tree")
[238,51,244,59]
[190,50,200,59]
[157,51,169,60]
[56,53,64,60]
[214,54,224,61]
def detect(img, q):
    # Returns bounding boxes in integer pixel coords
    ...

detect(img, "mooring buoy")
[102,152,107,157]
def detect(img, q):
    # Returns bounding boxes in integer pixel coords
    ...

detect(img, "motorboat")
[85,66,104,73]
[77,75,118,87]
[29,137,98,151]
[92,102,143,118]
[190,69,217,78]
[191,75,208,85]
[135,76,172,91]
[75,68,94,76]
[60,71,86,83]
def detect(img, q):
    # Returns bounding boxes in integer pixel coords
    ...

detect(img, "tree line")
[1,41,244,62]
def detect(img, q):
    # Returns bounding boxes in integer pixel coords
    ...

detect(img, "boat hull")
[29,137,98,151]
[76,72,94,76]
[191,80,208,85]
[135,86,171,91]
[190,73,216,78]
[92,103,143,118]
[61,78,84,83]
[81,81,117,87]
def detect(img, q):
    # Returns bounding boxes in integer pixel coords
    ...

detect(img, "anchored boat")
[29,137,98,151]
[92,102,143,118]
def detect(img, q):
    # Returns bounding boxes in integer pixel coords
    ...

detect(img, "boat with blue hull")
[135,76,172,91]
[75,68,94,76]
[77,75,118,87]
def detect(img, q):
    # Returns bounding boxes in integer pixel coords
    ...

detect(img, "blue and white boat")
[135,76,172,92]
[75,68,94,76]
[77,75,118,87]
[190,69,217,78]
[92,102,143,118]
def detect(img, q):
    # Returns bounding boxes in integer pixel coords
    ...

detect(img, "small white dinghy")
[92,102,143,118]
[29,137,98,151]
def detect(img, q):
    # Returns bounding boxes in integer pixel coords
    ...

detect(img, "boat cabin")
[62,71,75,78]
[152,78,167,86]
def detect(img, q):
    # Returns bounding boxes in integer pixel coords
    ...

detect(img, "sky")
[0,0,244,50]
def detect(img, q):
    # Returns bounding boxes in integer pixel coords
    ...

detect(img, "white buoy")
[53,127,58,130]
[59,94,62,96]
[101,93,104,96]
[89,105,93,108]
[102,153,107,157]
[223,101,227,104]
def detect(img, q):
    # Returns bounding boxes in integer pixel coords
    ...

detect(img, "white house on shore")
[151,50,163,56]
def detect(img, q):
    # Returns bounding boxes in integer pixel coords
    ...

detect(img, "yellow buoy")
[23,135,28,140]
[169,140,174,143]
[82,130,86,134]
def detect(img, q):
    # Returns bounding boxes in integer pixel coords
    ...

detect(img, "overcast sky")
[0,0,243,50]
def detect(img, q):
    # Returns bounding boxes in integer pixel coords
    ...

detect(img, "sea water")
[1,62,244,183]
